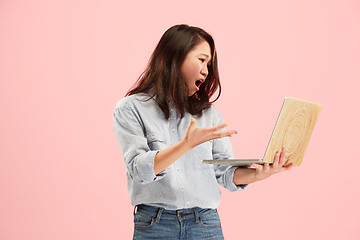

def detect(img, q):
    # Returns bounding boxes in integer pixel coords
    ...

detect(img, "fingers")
[187,118,237,142]
[207,122,237,139]
[273,151,280,168]
[279,148,286,166]
[252,149,293,181]
[227,130,238,136]
[212,129,237,138]
[263,162,270,172]
[254,163,270,172]
[283,163,293,170]
[273,148,286,168]
[189,119,226,132]
[251,163,263,171]
[211,123,228,131]
[189,117,196,126]
[193,120,231,133]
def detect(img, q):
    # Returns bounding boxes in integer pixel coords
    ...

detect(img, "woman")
[113,24,293,240]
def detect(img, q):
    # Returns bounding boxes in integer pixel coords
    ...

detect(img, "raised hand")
[183,117,237,149]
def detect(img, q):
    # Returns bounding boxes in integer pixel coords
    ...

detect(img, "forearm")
[233,167,260,185]
[154,139,192,175]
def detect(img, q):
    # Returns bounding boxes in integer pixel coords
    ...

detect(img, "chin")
[188,90,196,96]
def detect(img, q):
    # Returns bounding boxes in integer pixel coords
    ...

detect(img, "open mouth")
[195,80,203,88]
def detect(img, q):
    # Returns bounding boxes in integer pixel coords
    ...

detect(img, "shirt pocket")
[146,132,167,151]
[192,141,214,170]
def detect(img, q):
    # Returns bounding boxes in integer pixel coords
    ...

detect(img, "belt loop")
[155,207,164,223]
[133,205,138,216]
[194,207,200,223]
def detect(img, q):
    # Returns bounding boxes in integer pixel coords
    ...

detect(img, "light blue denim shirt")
[113,93,249,210]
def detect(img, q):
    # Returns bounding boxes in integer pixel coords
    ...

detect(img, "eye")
[199,58,206,63]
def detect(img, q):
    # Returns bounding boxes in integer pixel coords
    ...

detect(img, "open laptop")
[202,97,322,167]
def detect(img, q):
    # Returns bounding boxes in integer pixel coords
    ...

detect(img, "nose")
[201,65,208,77]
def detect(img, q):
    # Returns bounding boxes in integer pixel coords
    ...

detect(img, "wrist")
[254,170,270,181]
[180,138,193,152]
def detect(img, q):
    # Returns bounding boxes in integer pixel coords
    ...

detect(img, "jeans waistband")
[134,204,216,223]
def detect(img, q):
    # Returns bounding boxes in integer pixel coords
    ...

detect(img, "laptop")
[202,97,322,167]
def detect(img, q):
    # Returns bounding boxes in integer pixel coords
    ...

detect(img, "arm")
[114,101,236,183]
[233,148,293,185]
[154,118,237,175]
[113,105,162,183]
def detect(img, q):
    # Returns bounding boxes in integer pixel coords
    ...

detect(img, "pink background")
[1,0,359,239]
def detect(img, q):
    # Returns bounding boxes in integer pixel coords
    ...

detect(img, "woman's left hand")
[250,148,293,181]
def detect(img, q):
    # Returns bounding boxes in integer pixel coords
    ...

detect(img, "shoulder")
[114,93,154,111]
[203,104,223,118]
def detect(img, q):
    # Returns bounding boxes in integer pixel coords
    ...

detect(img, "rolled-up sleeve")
[211,106,250,192]
[113,102,166,184]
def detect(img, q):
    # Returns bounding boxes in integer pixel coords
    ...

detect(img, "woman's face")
[181,40,212,96]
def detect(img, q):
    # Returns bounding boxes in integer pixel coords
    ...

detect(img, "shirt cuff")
[135,151,167,184]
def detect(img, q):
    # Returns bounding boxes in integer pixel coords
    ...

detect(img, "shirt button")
[176,168,180,171]
[180,186,184,190]
[172,128,175,132]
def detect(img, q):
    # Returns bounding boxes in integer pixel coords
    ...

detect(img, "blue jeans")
[133,204,224,240]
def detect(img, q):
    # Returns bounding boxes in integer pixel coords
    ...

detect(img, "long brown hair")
[126,24,221,119]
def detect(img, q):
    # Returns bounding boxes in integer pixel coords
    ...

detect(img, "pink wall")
[1,0,359,239]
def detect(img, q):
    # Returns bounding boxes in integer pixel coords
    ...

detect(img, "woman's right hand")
[182,117,237,149]
[154,117,237,175]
